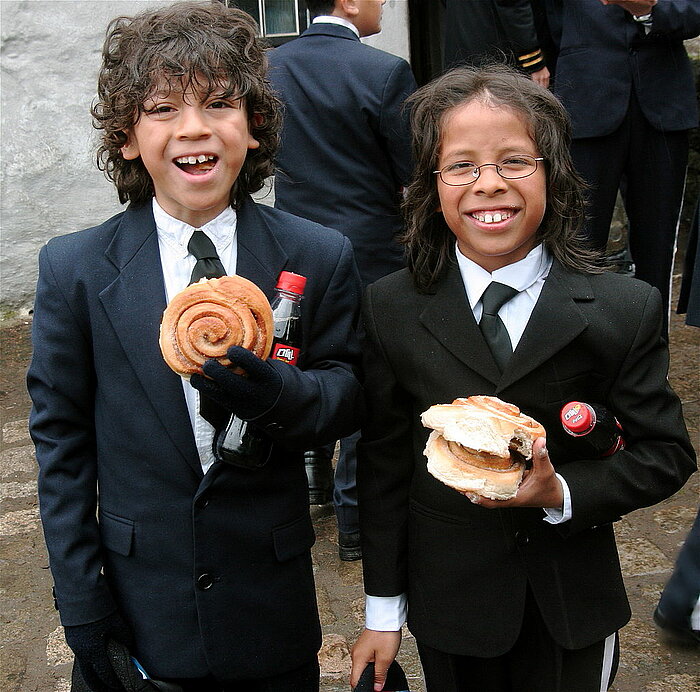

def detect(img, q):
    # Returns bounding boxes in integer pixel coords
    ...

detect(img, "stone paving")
[1,304,698,691]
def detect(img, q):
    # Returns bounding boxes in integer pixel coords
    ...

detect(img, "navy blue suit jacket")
[545,0,699,138]
[268,23,417,286]
[27,198,363,679]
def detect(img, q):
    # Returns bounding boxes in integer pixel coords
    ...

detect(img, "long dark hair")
[402,65,603,291]
[91,1,282,209]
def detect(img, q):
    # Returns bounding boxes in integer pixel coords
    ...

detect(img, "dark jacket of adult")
[268,22,417,286]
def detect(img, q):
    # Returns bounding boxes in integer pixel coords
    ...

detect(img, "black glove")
[64,611,134,692]
[190,345,284,421]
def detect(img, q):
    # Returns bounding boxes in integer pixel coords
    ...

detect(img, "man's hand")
[599,0,657,17]
[64,611,133,691]
[190,345,283,420]
[350,629,402,691]
[530,65,550,89]
[465,437,564,510]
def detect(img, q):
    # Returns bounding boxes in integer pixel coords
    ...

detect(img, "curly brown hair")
[401,65,604,291]
[91,1,282,209]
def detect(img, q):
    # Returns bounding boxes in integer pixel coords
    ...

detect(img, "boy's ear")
[121,131,140,161]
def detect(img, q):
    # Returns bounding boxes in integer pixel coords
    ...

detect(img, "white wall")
[0,0,411,319]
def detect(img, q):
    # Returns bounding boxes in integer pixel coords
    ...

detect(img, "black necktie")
[479,282,518,372]
[188,230,227,284]
[187,231,228,429]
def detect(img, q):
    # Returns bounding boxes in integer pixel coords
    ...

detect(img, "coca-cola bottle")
[560,401,625,457]
[214,271,306,468]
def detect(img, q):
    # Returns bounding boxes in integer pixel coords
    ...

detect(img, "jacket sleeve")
[378,59,417,187]
[559,285,696,535]
[356,284,414,597]
[493,0,547,72]
[27,243,117,626]
[250,235,364,448]
[646,0,700,41]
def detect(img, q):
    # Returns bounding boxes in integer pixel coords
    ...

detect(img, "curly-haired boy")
[27,3,362,690]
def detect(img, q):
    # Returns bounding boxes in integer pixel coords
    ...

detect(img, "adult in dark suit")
[267,0,417,559]
[442,0,551,87]
[544,0,700,336]
[350,66,696,692]
[27,4,362,690]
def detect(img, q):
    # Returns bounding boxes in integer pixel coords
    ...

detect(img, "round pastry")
[160,275,274,378]
[421,395,546,500]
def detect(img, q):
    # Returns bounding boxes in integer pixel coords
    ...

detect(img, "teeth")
[473,211,511,224]
[175,155,215,164]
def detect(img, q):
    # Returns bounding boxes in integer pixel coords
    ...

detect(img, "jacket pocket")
[99,510,134,557]
[272,513,315,562]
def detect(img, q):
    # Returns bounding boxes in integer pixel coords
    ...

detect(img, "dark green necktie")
[479,282,518,372]
[188,230,226,284]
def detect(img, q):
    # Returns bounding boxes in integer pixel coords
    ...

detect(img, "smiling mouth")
[469,209,515,224]
[174,154,217,174]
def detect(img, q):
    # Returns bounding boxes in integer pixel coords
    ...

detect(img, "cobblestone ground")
[2,298,698,691]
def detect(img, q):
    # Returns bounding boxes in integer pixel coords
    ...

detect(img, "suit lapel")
[420,262,502,385]
[99,204,200,474]
[235,197,289,299]
[499,261,593,391]
[419,260,594,390]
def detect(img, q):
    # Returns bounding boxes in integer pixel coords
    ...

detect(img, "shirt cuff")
[365,594,407,631]
[543,473,572,524]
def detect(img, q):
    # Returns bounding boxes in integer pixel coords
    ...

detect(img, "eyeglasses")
[433,155,544,186]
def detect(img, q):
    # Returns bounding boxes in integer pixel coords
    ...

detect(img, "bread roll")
[422,395,546,500]
[160,276,273,378]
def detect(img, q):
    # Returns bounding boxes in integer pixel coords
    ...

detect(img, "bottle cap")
[560,401,595,435]
[276,271,307,295]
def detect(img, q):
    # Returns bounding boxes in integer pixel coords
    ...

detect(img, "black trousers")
[416,588,619,692]
[571,88,689,337]
[161,657,320,692]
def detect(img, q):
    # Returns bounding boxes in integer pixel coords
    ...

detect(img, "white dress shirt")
[153,198,238,474]
[365,243,573,631]
[312,15,360,37]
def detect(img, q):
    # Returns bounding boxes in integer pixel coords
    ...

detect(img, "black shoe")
[339,531,362,561]
[304,450,333,505]
[653,606,700,645]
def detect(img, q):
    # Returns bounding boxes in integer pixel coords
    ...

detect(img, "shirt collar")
[455,243,552,310]
[152,198,237,259]
[312,15,360,37]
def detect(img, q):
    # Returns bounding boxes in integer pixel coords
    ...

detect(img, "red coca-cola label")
[271,342,300,365]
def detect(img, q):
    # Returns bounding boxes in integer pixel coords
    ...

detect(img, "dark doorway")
[407,0,444,86]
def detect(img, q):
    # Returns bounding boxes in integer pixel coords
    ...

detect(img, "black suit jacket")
[545,0,699,138]
[442,0,547,73]
[358,259,696,655]
[27,198,363,679]
[268,23,417,286]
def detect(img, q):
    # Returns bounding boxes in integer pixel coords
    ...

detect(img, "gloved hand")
[64,611,133,692]
[190,345,284,421]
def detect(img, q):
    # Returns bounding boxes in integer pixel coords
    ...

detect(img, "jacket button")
[197,573,214,590]
[196,496,209,510]
[515,531,530,547]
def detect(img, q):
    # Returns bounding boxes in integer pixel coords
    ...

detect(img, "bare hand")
[530,65,550,89]
[599,0,656,16]
[350,629,402,691]
[464,437,564,510]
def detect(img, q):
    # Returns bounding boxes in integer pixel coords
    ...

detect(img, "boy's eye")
[144,104,175,117]
[446,161,477,174]
[501,156,535,170]
[208,100,231,109]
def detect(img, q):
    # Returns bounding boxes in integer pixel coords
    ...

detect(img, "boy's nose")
[176,106,212,139]
[472,164,507,193]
